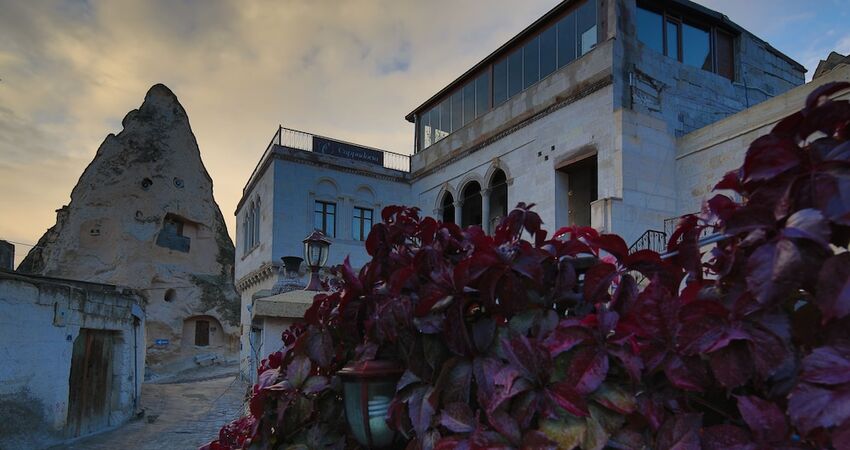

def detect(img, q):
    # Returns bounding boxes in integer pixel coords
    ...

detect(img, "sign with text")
[155,339,169,346]
[313,136,384,166]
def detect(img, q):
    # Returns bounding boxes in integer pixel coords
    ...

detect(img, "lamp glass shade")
[342,378,397,448]
[303,239,329,268]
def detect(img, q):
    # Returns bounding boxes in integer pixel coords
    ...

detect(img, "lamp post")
[338,360,404,449]
[303,230,331,291]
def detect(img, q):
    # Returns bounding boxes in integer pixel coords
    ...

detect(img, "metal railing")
[244,126,411,196]
[629,229,667,254]
[267,126,411,172]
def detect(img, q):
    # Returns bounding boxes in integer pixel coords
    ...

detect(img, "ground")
[56,367,248,450]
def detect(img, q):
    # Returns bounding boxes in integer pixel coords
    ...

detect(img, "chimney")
[0,240,14,271]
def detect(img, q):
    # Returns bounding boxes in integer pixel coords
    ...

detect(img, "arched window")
[247,202,255,249]
[461,181,483,228]
[488,169,508,230]
[441,192,455,224]
[253,197,260,246]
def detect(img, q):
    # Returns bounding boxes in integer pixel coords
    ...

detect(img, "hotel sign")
[313,136,384,166]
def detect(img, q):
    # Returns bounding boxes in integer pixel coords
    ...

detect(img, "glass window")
[508,48,523,98]
[420,109,431,149]
[352,207,373,241]
[557,13,576,68]
[314,201,336,237]
[716,30,735,80]
[576,0,597,55]
[682,23,711,70]
[540,25,557,78]
[428,108,438,147]
[636,7,663,54]
[475,71,490,116]
[437,98,451,142]
[451,90,463,132]
[523,36,540,89]
[493,59,508,105]
[463,82,475,125]
[666,20,679,59]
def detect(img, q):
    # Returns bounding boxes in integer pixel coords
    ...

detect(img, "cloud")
[0,0,559,266]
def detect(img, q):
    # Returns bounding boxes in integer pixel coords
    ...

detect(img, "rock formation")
[19,84,239,375]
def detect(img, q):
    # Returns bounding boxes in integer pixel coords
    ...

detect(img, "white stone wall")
[676,65,850,216]
[0,273,144,450]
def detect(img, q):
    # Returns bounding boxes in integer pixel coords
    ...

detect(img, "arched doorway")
[441,192,455,224]
[488,169,508,230]
[461,181,483,228]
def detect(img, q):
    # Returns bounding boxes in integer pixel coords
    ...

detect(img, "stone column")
[454,200,463,227]
[481,188,491,234]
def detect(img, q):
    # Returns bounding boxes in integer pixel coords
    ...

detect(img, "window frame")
[314,200,337,237]
[636,2,736,81]
[352,206,374,241]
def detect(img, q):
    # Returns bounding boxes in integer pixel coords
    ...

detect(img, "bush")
[203,82,850,450]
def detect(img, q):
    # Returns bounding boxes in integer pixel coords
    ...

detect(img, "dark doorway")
[461,182,483,227]
[557,155,598,227]
[67,329,115,437]
[488,169,508,230]
[195,320,210,346]
[441,192,455,224]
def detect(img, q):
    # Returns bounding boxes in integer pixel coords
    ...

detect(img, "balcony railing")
[244,126,410,196]
[266,126,411,172]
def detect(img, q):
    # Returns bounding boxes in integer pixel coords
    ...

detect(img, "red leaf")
[741,134,801,184]
[800,343,850,385]
[656,413,702,450]
[546,381,590,417]
[408,386,436,436]
[565,346,609,395]
[589,234,630,261]
[816,253,850,321]
[735,395,788,442]
[440,402,475,433]
[583,262,617,304]
[544,323,592,357]
[783,208,830,247]
[709,341,754,389]
[701,425,756,450]
[788,381,850,433]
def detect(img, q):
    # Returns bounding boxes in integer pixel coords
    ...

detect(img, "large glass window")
[557,13,576,68]
[635,4,734,80]
[666,20,680,60]
[682,23,711,70]
[451,90,463,132]
[475,71,490,116]
[576,0,597,55]
[540,25,557,78]
[493,59,508,106]
[314,201,336,237]
[523,36,540,89]
[352,207,373,241]
[463,82,475,126]
[507,49,523,98]
[636,7,663,54]
[416,0,602,151]
[437,98,451,142]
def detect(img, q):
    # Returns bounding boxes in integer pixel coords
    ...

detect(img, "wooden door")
[67,329,114,437]
[195,320,210,346]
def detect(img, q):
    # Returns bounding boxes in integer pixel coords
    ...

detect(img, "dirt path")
[56,373,249,450]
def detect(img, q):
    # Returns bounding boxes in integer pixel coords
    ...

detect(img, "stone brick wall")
[0,272,144,450]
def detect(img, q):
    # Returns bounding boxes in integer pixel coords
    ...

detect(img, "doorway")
[67,329,116,437]
[556,155,598,227]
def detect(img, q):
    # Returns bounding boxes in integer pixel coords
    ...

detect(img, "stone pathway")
[56,373,249,450]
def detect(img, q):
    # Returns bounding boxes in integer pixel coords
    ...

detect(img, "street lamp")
[338,360,404,449]
[303,230,331,291]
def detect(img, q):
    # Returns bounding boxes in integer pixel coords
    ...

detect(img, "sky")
[1,0,849,267]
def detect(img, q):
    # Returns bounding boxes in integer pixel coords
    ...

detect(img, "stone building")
[18,84,240,376]
[235,0,850,377]
[0,242,145,449]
